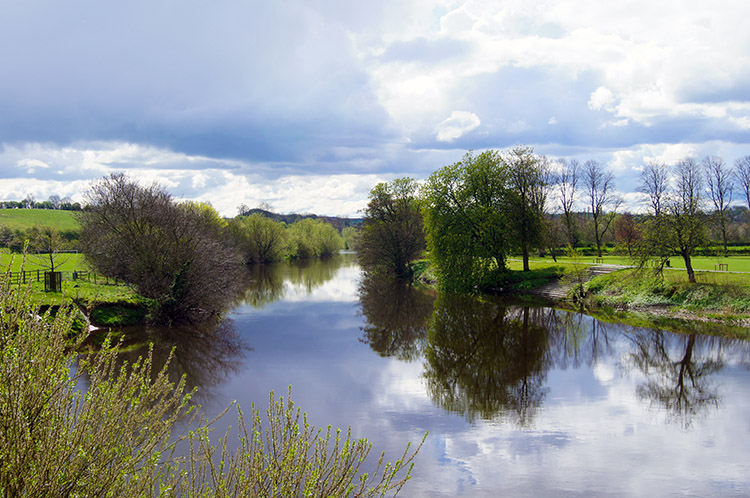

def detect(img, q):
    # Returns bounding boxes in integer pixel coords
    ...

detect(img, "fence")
[2,270,120,286]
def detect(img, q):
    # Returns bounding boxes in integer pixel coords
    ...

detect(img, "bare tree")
[78,173,244,324]
[504,146,548,271]
[665,158,706,283]
[734,156,750,218]
[639,162,669,217]
[703,156,733,256]
[583,160,621,258]
[27,225,73,272]
[556,158,579,247]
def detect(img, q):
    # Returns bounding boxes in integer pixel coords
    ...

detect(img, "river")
[118,254,750,497]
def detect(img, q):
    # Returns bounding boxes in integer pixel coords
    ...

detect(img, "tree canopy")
[357,177,425,280]
[78,173,243,324]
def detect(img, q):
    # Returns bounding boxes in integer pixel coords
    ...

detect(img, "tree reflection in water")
[87,318,251,405]
[240,263,285,308]
[424,294,550,426]
[357,273,436,361]
[620,325,725,427]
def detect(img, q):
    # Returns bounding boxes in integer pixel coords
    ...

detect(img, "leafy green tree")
[285,218,343,260]
[229,212,287,264]
[504,146,548,271]
[422,150,510,292]
[358,178,425,280]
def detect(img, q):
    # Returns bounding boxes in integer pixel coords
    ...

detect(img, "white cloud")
[588,86,617,112]
[436,111,481,142]
[16,158,49,174]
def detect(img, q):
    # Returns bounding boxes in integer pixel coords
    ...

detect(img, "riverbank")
[414,258,750,339]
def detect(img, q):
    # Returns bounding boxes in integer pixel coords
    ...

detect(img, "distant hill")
[240,208,363,232]
[0,209,80,231]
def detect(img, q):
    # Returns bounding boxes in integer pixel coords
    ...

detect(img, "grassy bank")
[586,268,750,332]
[1,252,150,328]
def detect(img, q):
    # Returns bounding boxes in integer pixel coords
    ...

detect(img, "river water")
[122,254,750,497]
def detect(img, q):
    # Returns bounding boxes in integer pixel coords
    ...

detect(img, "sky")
[1,0,750,217]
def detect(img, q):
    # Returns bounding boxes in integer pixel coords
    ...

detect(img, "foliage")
[342,225,359,250]
[228,213,287,264]
[0,276,424,497]
[285,218,343,260]
[78,173,244,324]
[422,150,510,292]
[358,178,426,280]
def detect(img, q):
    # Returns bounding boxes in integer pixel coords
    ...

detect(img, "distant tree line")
[0,225,79,254]
[0,195,82,211]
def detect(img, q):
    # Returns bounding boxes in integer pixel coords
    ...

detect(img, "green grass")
[0,252,88,272]
[520,254,750,273]
[586,267,750,318]
[0,208,80,231]
[1,251,150,326]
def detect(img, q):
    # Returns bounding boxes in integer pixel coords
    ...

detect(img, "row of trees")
[0,195,82,210]
[358,147,750,291]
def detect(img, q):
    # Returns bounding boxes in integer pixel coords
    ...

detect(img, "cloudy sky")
[2,0,749,216]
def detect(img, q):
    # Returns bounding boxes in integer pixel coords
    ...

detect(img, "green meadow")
[0,208,80,231]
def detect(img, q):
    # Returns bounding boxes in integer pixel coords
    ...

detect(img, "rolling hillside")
[0,209,81,231]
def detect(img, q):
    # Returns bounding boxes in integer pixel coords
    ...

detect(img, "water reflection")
[101,318,250,404]
[424,294,550,425]
[357,274,435,361]
[238,255,357,307]
[355,274,750,429]
[621,328,724,427]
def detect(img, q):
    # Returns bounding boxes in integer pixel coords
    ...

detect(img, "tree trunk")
[683,254,696,283]
[522,246,530,271]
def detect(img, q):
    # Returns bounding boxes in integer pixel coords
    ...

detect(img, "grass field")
[0,208,80,231]
[0,252,88,272]
[517,254,750,273]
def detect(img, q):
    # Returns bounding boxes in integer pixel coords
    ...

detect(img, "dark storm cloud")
[0,0,394,167]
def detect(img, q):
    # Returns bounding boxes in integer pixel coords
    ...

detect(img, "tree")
[703,155,733,256]
[285,218,343,259]
[613,214,640,256]
[78,173,244,324]
[27,225,73,272]
[504,146,548,271]
[357,178,425,280]
[639,162,668,218]
[735,155,750,218]
[556,158,580,246]
[422,150,510,292]
[665,158,707,283]
[583,160,621,257]
[229,212,287,264]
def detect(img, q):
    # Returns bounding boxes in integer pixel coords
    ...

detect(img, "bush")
[0,276,423,497]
